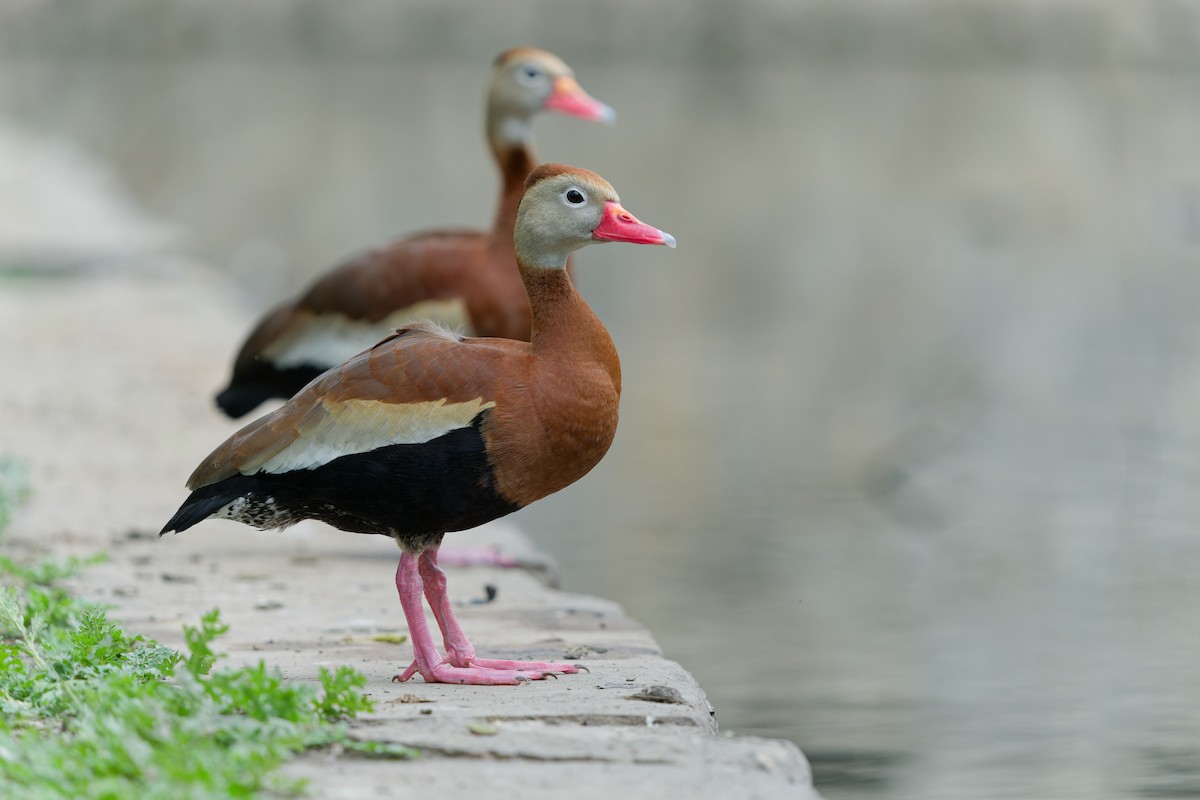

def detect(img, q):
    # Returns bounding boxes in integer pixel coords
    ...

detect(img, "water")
[5,4,1200,797]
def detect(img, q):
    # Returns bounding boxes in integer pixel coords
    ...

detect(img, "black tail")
[214,383,273,419]
[160,478,252,535]
[215,365,326,419]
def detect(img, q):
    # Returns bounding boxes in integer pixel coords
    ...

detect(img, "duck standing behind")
[216,49,615,419]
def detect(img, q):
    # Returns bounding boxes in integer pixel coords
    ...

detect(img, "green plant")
[0,555,414,799]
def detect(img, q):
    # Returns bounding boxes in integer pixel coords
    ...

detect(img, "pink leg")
[415,549,580,675]
[418,549,476,666]
[391,552,545,685]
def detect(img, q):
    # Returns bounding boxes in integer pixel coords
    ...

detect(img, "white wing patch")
[252,396,496,475]
[262,299,470,369]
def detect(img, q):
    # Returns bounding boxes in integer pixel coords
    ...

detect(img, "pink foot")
[392,657,577,682]
[414,552,582,676]
[468,657,580,674]
[434,546,520,569]
[393,660,419,683]
[394,552,571,686]
[391,658,545,685]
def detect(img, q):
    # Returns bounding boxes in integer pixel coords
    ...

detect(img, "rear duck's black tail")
[214,364,325,419]
[214,383,273,420]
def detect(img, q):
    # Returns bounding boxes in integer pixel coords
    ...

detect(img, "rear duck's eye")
[518,66,542,85]
[565,189,585,205]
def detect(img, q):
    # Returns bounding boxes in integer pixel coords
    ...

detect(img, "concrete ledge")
[1,265,818,798]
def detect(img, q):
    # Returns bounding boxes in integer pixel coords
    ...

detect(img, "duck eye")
[565,189,585,205]
[524,67,540,79]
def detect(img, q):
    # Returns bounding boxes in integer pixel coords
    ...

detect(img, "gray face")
[488,54,570,119]
[514,173,619,269]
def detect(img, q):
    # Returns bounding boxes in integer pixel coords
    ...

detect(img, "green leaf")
[314,665,374,721]
[182,608,228,677]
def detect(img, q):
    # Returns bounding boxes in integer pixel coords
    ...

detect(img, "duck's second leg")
[417,549,581,675]
[391,551,544,685]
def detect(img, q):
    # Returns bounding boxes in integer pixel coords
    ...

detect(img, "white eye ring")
[517,65,542,86]
[564,188,586,205]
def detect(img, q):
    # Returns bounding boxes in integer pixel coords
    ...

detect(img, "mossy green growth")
[0,542,413,798]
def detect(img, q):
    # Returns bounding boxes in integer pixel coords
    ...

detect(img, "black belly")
[163,412,519,552]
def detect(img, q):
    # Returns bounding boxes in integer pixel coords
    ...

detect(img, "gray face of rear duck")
[486,49,614,147]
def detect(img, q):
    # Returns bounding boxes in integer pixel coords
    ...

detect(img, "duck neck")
[519,262,619,386]
[491,146,536,237]
[487,112,537,237]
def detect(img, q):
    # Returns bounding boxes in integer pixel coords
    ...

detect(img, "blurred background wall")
[4,2,1200,798]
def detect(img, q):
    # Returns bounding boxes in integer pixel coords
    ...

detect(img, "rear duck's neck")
[490,144,536,237]
[487,105,538,237]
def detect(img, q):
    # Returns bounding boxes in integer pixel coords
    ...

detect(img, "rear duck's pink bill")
[544,76,616,123]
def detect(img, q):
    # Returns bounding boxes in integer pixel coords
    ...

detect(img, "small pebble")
[396,693,433,704]
[563,644,608,660]
[628,684,686,705]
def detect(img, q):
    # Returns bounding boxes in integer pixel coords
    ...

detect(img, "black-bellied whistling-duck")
[162,164,675,685]
[215,48,614,419]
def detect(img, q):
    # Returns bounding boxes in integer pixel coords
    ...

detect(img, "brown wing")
[190,323,529,489]
[228,229,490,377]
[299,229,487,322]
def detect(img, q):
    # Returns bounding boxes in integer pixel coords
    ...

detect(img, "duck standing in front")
[215,49,615,419]
[163,165,675,684]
